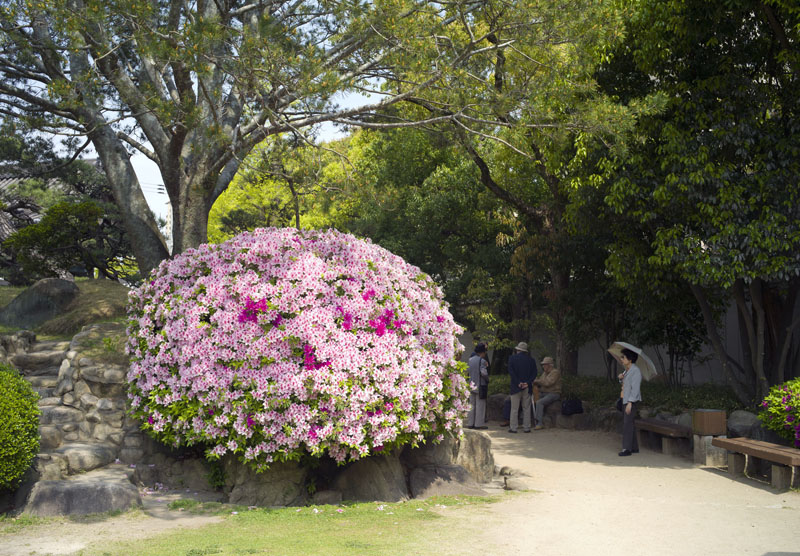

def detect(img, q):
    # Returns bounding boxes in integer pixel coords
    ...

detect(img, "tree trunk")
[90,126,169,277]
[172,176,214,254]
[690,284,752,403]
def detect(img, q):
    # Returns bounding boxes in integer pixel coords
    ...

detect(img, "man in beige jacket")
[532,356,561,430]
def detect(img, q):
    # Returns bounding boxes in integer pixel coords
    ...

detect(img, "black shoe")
[523,429,531,433]
[632,449,639,453]
[508,429,517,433]
[475,426,488,430]
[618,450,632,457]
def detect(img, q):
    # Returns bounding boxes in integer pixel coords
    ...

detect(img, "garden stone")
[55,376,74,396]
[676,412,693,429]
[401,434,458,467]
[62,392,77,407]
[39,426,63,451]
[311,490,343,505]
[53,442,116,473]
[34,454,68,481]
[332,453,409,502]
[408,464,487,499]
[727,410,761,438]
[0,278,79,329]
[119,447,144,464]
[39,405,83,425]
[455,429,494,483]
[225,459,308,507]
[80,392,99,408]
[22,465,141,516]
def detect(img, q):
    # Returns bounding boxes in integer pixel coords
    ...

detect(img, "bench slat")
[711,437,800,467]
[634,418,692,438]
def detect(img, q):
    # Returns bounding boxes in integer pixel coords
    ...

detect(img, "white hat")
[515,342,528,352]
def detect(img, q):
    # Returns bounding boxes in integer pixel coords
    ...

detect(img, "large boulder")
[401,435,458,468]
[331,452,409,502]
[225,459,308,507]
[727,410,761,438]
[408,465,487,499]
[22,466,141,516]
[455,429,494,483]
[0,278,79,329]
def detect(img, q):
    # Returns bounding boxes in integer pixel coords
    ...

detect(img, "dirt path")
[446,427,800,556]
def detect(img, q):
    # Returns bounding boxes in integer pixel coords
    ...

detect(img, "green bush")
[0,363,40,491]
[758,378,800,447]
[487,372,744,415]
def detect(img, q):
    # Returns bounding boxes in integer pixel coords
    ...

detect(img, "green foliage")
[758,379,800,447]
[0,363,40,491]
[3,200,139,282]
[207,460,226,491]
[490,373,744,415]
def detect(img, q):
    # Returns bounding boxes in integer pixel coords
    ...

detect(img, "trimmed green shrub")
[0,363,40,491]
[759,378,800,447]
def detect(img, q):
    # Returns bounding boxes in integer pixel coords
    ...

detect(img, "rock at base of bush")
[408,465,487,499]
[455,429,494,483]
[225,459,308,507]
[332,452,409,502]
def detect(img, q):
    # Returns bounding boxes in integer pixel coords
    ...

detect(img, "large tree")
[0,0,524,276]
[602,0,800,402]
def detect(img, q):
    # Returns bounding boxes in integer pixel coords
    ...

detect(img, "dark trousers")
[622,402,639,452]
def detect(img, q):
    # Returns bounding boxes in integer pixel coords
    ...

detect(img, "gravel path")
[448,427,800,556]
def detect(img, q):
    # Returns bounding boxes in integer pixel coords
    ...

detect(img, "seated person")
[532,356,561,430]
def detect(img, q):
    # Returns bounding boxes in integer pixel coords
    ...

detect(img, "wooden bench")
[711,437,800,490]
[635,418,693,456]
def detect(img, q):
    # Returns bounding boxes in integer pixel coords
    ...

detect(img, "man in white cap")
[507,341,538,433]
[533,356,561,429]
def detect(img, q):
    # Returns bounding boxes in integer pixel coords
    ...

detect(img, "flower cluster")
[758,378,800,448]
[127,227,469,469]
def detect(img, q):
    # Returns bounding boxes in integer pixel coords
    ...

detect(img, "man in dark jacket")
[507,341,538,433]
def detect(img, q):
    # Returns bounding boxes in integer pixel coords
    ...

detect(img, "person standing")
[466,343,489,429]
[533,356,561,430]
[507,341,537,433]
[618,348,642,456]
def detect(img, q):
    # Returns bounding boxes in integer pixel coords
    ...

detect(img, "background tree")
[601,0,800,402]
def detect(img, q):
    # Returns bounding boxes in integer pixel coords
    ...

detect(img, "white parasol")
[608,341,658,381]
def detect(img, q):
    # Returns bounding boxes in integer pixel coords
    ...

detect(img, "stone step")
[32,340,71,352]
[22,465,141,516]
[31,385,56,399]
[11,351,65,372]
[39,404,84,425]
[25,375,58,389]
[37,396,62,407]
[46,441,118,475]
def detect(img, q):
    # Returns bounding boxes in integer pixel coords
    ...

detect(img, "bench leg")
[728,452,746,475]
[771,465,792,490]
[662,437,678,456]
[793,468,800,489]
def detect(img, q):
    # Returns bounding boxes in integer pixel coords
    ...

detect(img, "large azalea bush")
[127,227,468,469]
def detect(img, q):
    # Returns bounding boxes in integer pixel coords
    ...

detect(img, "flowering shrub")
[127,228,468,469]
[758,378,800,448]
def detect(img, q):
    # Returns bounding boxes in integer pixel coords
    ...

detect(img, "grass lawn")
[83,495,503,556]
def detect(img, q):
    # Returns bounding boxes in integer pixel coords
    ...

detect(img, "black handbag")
[616,398,624,412]
[561,398,583,415]
[478,384,488,400]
